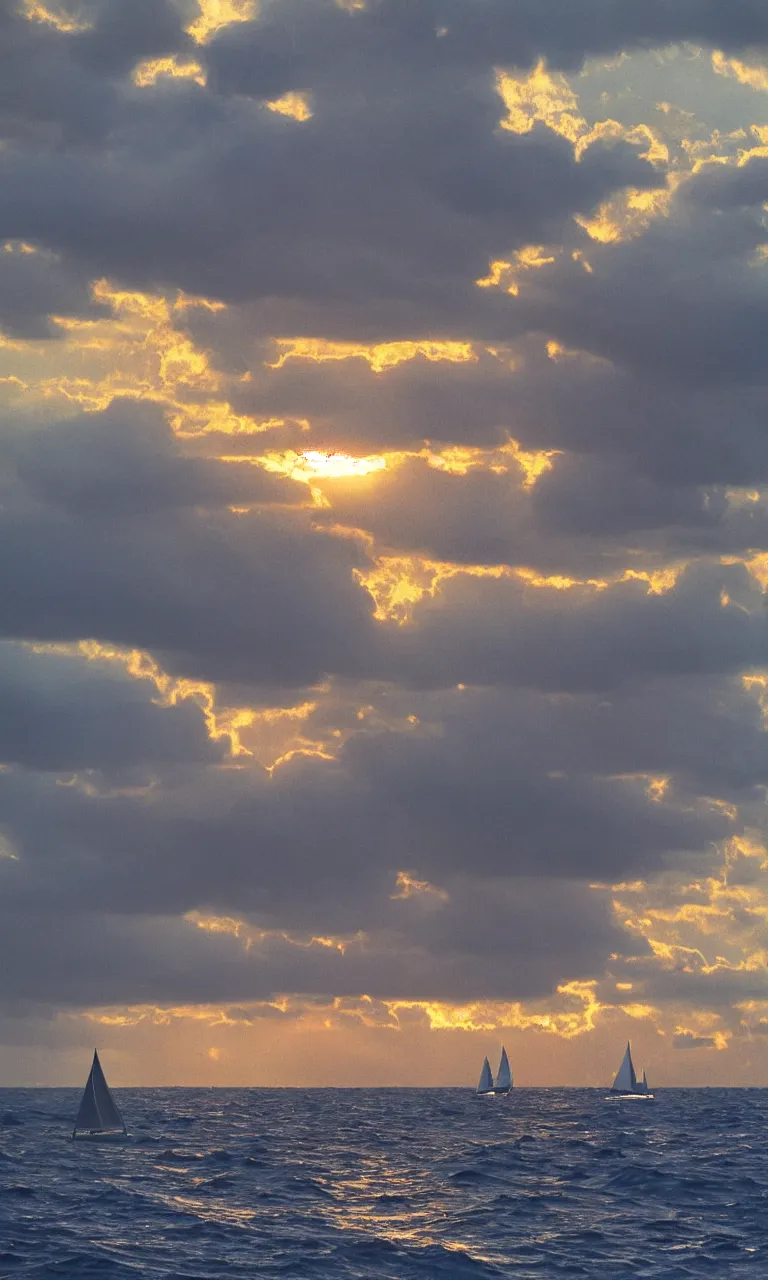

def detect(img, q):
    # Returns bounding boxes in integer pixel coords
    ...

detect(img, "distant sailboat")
[607,1042,653,1100]
[494,1046,513,1094]
[476,1056,494,1095]
[71,1050,127,1140]
[476,1047,513,1096]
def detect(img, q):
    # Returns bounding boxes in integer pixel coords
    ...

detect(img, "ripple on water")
[1,1088,768,1278]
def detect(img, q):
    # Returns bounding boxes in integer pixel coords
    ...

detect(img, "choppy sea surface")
[1,1088,767,1278]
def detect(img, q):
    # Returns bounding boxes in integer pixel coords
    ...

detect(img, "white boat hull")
[604,1093,655,1101]
[72,1130,129,1141]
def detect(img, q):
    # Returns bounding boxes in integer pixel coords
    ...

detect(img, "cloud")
[70,0,189,76]
[673,1031,719,1049]
[0,667,742,1014]
[0,3,660,340]
[4,398,299,514]
[388,561,766,693]
[2,0,768,1078]
[0,876,635,1010]
[0,242,107,339]
[0,484,376,685]
[0,640,221,771]
[204,1,768,95]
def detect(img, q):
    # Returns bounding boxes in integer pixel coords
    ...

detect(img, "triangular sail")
[73,1051,125,1133]
[495,1046,512,1091]
[640,1069,648,1093]
[477,1057,494,1093]
[611,1042,637,1093]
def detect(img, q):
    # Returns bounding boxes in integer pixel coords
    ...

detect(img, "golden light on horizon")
[388,979,604,1038]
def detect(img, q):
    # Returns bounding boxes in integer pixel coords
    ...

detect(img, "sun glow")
[262,449,388,485]
[300,450,387,479]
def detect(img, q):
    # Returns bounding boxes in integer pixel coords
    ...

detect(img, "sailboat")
[606,1042,654,1100]
[494,1046,513,1095]
[476,1056,494,1095]
[476,1047,513,1096]
[71,1050,128,1140]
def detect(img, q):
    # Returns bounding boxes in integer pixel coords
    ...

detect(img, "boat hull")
[72,1130,129,1142]
[604,1093,654,1101]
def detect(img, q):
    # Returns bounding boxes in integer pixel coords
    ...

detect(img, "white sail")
[495,1046,512,1091]
[476,1057,494,1093]
[640,1069,648,1093]
[72,1050,126,1136]
[611,1042,637,1093]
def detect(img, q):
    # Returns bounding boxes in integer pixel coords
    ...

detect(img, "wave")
[1,1087,766,1278]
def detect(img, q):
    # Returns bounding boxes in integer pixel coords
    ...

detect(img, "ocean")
[1,1087,766,1278]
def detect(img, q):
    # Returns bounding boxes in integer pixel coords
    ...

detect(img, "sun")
[297,450,388,480]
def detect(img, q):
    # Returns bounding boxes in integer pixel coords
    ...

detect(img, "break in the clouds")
[2,0,768,1085]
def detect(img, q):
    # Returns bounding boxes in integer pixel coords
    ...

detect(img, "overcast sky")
[2,0,768,1086]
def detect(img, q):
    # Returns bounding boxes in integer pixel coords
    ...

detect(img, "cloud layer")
[1,0,768,1082]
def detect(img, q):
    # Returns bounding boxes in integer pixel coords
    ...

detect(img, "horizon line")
[0,1082,761,1090]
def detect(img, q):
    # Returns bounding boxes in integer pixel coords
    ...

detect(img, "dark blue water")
[1,1088,766,1278]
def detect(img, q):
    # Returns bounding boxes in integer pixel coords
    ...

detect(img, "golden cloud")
[187,0,256,46]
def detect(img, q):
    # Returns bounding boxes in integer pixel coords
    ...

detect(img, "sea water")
[1,1087,766,1278]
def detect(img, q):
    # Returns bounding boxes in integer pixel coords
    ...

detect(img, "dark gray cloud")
[0,875,633,1010]
[391,561,767,693]
[0,244,107,339]
[0,492,377,685]
[0,2,661,338]
[0,644,752,1011]
[0,674,735,926]
[71,0,189,76]
[516,215,768,390]
[314,454,747,576]
[204,0,768,95]
[0,113,655,337]
[507,352,768,488]
[0,641,220,772]
[3,398,300,515]
[369,674,768,803]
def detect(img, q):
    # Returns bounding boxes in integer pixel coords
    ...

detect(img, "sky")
[3,0,768,1087]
